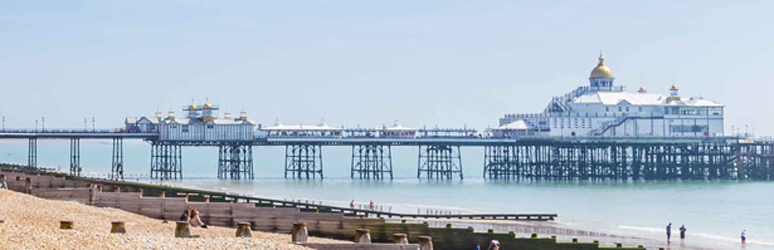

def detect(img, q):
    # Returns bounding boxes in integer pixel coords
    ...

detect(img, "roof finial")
[598,51,605,65]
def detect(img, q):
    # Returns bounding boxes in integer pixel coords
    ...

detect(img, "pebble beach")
[0,189,342,250]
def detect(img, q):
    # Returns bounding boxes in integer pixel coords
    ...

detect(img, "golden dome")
[638,86,647,93]
[203,103,213,109]
[590,54,614,78]
[670,84,679,91]
[188,104,197,110]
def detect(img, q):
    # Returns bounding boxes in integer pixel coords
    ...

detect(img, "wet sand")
[400,218,717,250]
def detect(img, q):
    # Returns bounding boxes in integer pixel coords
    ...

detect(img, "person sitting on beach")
[189,209,208,229]
[179,208,191,222]
[487,239,500,250]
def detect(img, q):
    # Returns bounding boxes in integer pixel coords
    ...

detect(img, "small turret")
[667,85,681,102]
[167,109,176,121]
[239,109,248,121]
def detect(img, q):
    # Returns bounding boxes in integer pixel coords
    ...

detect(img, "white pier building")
[125,102,256,141]
[499,55,724,137]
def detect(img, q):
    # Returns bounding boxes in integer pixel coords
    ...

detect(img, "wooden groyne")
[0,166,643,250]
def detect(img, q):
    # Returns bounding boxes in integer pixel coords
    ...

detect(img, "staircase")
[587,114,637,136]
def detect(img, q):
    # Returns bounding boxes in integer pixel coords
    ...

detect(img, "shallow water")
[1,140,772,249]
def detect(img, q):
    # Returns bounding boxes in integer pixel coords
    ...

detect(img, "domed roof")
[203,102,213,109]
[670,84,679,91]
[590,54,614,78]
[188,104,197,109]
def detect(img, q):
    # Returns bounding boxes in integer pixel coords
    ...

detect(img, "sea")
[1,139,772,250]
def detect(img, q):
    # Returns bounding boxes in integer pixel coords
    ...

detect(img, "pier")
[1,129,773,181]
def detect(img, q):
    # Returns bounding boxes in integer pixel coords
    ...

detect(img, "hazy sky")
[1,1,773,134]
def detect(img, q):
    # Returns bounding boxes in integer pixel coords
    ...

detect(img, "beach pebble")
[0,189,343,249]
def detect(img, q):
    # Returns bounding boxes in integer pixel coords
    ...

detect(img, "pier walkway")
[1,129,772,182]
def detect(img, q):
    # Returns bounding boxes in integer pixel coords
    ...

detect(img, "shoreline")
[3,166,760,249]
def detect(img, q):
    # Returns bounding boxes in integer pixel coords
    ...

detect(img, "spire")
[598,51,605,66]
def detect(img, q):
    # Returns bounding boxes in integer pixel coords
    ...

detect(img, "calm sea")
[1,139,772,249]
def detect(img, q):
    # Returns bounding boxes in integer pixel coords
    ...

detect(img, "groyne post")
[392,233,408,244]
[174,221,192,237]
[60,221,73,230]
[110,221,126,234]
[354,228,371,243]
[292,222,308,243]
[235,222,252,238]
[418,236,433,250]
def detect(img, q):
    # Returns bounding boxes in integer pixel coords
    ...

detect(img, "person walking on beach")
[679,225,686,241]
[487,239,500,250]
[741,230,747,244]
[350,199,355,209]
[666,223,672,243]
[369,200,374,210]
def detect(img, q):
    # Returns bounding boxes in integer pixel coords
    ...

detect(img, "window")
[625,107,629,112]
[207,125,214,129]
[638,107,643,112]
[182,125,189,132]
[605,107,609,112]
[618,107,622,112]
[670,125,708,133]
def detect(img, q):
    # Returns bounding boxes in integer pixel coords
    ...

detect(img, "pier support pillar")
[284,144,323,179]
[69,138,80,176]
[417,145,463,180]
[27,138,37,170]
[483,145,517,179]
[110,138,124,180]
[351,144,393,180]
[217,144,253,180]
[150,142,182,180]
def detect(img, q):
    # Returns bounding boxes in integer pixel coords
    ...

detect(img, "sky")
[1,1,773,135]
